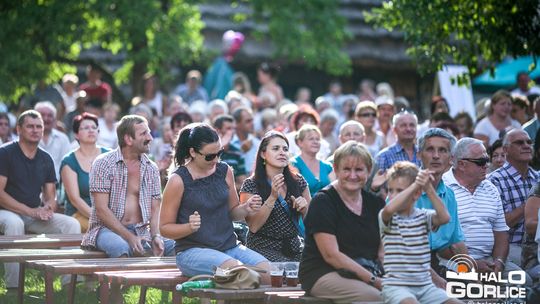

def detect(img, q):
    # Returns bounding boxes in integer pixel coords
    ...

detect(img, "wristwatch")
[368,275,377,286]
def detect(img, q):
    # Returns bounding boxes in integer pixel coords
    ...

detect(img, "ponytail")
[173,123,220,167]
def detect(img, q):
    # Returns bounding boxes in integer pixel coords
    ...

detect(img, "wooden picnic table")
[0,248,106,304]
[0,233,83,249]
[26,256,177,304]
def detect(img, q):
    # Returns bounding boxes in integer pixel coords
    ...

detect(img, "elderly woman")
[292,125,335,197]
[474,90,521,146]
[60,113,109,231]
[240,131,311,262]
[299,141,384,303]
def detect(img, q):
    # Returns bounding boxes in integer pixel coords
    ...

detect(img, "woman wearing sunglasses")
[159,123,270,281]
[354,101,385,157]
[240,131,311,262]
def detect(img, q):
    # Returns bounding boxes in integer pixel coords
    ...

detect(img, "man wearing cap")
[171,70,209,105]
[374,95,397,147]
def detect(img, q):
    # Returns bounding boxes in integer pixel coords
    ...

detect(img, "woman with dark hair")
[240,131,311,262]
[159,123,270,280]
[488,139,506,173]
[60,112,109,231]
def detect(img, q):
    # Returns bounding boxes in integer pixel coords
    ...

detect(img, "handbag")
[189,265,265,290]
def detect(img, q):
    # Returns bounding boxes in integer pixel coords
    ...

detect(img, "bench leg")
[44,271,55,304]
[109,281,123,304]
[17,263,25,304]
[138,286,147,304]
[99,281,110,304]
[171,291,182,304]
[67,274,77,304]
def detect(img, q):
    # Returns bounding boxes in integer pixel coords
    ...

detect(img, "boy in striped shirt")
[379,161,460,304]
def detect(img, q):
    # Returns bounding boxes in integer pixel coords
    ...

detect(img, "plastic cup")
[270,262,284,287]
[284,262,299,287]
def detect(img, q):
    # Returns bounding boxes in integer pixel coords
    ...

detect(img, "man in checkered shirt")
[82,115,174,257]
[488,129,540,267]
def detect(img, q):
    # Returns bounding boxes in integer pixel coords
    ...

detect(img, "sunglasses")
[461,157,490,167]
[197,148,225,161]
[358,112,377,118]
[510,139,533,146]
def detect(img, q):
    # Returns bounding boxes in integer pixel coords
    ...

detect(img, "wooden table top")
[0,248,106,262]
[26,256,177,275]
[0,234,83,249]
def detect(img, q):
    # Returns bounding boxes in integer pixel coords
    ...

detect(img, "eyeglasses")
[358,112,376,118]
[510,139,532,146]
[197,148,225,161]
[461,157,490,167]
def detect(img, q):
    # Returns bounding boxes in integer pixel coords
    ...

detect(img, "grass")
[0,267,202,303]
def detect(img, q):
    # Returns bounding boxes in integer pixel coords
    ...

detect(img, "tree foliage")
[365,0,540,82]
[0,0,352,105]
[0,0,204,105]
[247,0,352,75]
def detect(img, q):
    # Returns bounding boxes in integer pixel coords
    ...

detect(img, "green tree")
[247,0,352,75]
[0,0,352,106]
[365,0,540,81]
[0,0,204,106]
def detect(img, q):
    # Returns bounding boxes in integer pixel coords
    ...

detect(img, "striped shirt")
[82,148,161,248]
[488,162,540,244]
[379,208,435,286]
[443,170,509,260]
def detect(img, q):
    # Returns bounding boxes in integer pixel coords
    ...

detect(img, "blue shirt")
[415,180,465,251]
[291,156,333,197]
[375,142,421,172]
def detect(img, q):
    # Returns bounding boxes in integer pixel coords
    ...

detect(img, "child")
[379,161,458,304]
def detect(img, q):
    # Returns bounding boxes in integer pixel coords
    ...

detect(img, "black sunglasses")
[461,157,490,167]
[197,148,225,161]
[358,112,377,118]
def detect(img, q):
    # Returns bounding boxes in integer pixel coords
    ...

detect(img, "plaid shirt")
[82,148,161,248]
[375,142,421,171]
[488,162,540,244]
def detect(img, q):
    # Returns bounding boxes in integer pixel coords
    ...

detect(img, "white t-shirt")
[473,117,522,146]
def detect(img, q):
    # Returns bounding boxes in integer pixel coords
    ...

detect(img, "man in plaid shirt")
[82,115,174,257]
[489,129,540,266]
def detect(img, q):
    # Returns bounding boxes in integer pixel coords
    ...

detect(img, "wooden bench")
[0,233,83,249]
[265,291,332,304]
[26,256,177,304]
[0,248,106,304]
[95,268,186,304]
[184,285,302,304]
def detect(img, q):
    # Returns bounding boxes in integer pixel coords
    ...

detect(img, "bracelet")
[494,257,506,268]
[263,202,274,210]
[151,234,162,241]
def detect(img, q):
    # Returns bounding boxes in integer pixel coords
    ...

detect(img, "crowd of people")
[1,57,540,303]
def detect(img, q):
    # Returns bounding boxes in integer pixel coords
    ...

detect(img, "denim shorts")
[176,244,268,277]
[96,225,175,258]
